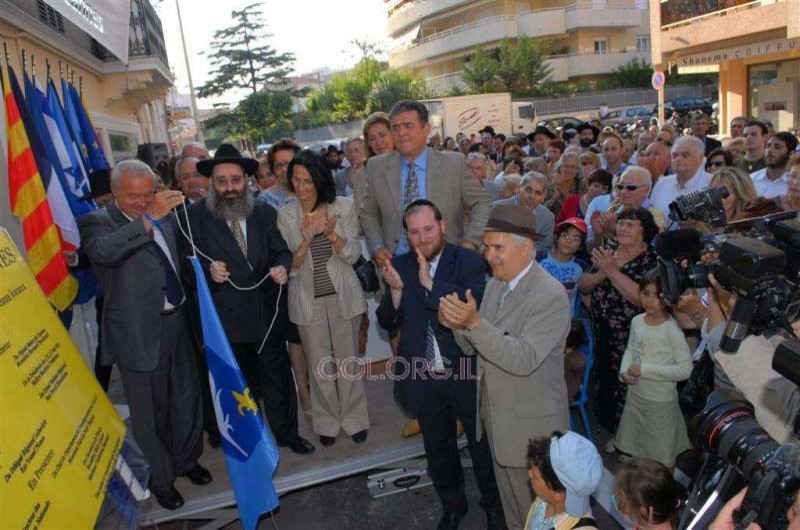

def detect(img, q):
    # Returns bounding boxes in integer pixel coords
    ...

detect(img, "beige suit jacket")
[359,148,491,253]
[455,261,571,468]
[277,197,367,326]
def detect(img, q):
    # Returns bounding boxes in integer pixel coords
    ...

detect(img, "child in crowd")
[615,272,693,467]
[564,320,588,402]
[613,458,684,530]
[540,218,589,309]
[525,431,602,530]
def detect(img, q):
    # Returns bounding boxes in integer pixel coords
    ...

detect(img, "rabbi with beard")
[187,144,315,455]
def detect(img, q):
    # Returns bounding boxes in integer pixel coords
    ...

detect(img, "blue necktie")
[151,239,184,307]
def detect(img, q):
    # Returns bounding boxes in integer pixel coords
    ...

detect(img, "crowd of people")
[74,97,800,529]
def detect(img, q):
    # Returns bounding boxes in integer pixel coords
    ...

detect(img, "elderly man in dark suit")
[359,99,491,269]
[187,144,315,456]
[377,199,504,530]
[78,159,210,511]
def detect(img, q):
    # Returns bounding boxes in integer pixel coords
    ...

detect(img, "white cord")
[173,206,283,354]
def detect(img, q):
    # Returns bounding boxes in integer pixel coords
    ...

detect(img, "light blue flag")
[61,78,91,172]
[46,79,92,208]
[68,82,109,171]
[188,257,280,530]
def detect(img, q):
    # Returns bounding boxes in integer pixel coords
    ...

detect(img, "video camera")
[678,339,800,529]
[655,207,800,353]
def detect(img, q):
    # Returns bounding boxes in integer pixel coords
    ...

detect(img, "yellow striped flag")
[3,61,77,311]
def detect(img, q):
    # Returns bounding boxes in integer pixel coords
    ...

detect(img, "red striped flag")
[3,61,77,311]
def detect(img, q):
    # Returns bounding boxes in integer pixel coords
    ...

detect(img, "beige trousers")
[297,295,369,437]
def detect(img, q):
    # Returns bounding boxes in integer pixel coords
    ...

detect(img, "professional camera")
[669,186,730,227]
[678,340,800,529]
[655,210,800,353]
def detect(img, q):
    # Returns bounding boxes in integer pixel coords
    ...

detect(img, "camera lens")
[691,391,778,480]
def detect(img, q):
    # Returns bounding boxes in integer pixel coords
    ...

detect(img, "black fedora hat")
[526,125,555,141]
[197,143,259,177]
[576,122,600,139]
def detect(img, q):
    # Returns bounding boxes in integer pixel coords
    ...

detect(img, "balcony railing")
[660,0,782,29]
[91,0,169,67]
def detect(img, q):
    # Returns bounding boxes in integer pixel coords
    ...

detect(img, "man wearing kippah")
[439,204,572,530]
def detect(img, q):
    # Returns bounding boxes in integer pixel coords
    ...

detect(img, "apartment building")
[0,0,173,162]
[386,0,651,94]
[650,0,800,134]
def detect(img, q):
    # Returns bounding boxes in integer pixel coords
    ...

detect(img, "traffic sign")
[652,71,666,91]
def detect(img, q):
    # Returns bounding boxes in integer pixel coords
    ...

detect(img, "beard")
[579,137,594,148]
[415,237,446,261]
[767,152,790,171]
[206,185,254,222]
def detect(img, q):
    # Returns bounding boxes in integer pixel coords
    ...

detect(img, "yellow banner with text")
[0,228,126,529]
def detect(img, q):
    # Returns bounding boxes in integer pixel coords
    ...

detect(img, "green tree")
[460,47,498,94]
[365,69,428,114]
[197,3,295,98]
[495,39,523,93]
[610,58,653,89]
[236,90,294,143]
[515,37,553,95]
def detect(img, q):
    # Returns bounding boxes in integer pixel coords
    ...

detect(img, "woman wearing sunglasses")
[704,147,733,174]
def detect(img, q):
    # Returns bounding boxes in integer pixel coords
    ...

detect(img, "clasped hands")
[381,248,480,330]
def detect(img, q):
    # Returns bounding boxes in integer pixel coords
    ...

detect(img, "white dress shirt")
[426,251,445,372]
[650,166,712,228]
[750,168,791,199]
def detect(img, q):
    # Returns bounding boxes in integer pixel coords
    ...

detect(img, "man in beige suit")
[439,204,571,530]
[359,99,491,268]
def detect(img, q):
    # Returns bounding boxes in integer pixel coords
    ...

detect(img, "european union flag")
[68,82,109,172]
[188,257,280,530]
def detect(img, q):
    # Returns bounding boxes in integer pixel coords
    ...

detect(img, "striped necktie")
[228,219,247,256]
[498,282,511,310]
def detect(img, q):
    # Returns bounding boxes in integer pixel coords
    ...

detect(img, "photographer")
[705,273,800,443]
[711,485,800,529]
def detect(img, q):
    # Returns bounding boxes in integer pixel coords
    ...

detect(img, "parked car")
[653,96,713,119]
[601,107,653,127]
[536,116,583,131]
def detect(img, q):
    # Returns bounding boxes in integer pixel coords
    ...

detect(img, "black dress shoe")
[437,510,464,530]
[151,485,185,510]
[351,430,367,444]
[319,435,336,446]
[485,508,507,530]
[279,435,315,455]
[180,463,213,486]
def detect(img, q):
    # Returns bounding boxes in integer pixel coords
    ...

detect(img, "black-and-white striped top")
[310,233,336,298]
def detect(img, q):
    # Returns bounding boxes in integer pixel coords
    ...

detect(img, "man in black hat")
[186,144,315,455]
[525,125,555,157]
[576,122,600,151]
[439,204,571,530]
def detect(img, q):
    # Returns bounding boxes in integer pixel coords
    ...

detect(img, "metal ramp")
[138,374,437,527]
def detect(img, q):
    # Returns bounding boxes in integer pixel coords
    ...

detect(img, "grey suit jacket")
[491,196,554,254]
[454,261,571,468]
[359,148,491,252]
[277,197,367,326]
[78,204,181,372]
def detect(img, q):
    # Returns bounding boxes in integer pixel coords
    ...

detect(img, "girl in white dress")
[615,272,693,467]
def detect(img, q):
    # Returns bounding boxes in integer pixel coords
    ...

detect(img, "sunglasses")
[615,184,644,192]
[706,161,725,169]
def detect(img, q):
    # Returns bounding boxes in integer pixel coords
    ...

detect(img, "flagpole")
[175,0,204,144]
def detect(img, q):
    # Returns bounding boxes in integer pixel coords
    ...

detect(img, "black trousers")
[417,378,502,515]
[231,340,298,443]
[118,308,203,489]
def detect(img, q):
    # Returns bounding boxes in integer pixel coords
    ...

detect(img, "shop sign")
[678,38,799,67]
